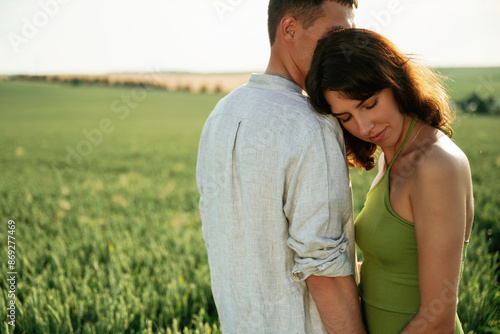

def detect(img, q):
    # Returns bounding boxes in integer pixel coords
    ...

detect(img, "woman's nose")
[356,117,374,137]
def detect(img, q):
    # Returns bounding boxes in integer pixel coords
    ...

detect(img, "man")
[197,1,365,333]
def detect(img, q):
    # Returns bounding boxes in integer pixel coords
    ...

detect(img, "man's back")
[197,74,355,333]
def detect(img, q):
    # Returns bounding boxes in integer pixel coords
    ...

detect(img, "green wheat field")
[1,68,499,334]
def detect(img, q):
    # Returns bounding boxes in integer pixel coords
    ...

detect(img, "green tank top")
[355,117,468,333]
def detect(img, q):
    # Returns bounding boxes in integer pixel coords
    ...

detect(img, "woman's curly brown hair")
[305,28,454,170]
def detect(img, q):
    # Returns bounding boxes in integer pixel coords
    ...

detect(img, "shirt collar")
[247,73,304,95]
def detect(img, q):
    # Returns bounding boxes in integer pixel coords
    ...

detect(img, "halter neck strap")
[387,116,418,170]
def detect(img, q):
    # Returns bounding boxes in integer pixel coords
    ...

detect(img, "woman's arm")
[401,148,470,334]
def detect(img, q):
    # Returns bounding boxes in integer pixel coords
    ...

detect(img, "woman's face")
[324,88,407,148]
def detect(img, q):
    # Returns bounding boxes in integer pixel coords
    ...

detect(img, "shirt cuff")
[291,236,353,282]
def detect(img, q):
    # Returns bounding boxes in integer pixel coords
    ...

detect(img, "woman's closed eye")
[364,99,378,110]
[336,114,352,123]
[333,98,378,123]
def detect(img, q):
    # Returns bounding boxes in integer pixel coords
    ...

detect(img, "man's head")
[266,0,357,89]
[268,0,358,46]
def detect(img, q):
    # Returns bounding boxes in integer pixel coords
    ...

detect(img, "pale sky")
[0,0,499,75]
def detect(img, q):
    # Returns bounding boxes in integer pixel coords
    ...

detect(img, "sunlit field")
[0,76,498,333]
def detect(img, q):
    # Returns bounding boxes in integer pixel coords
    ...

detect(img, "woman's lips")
[369,128,386,143]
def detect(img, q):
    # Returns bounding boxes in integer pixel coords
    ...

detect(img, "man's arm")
[284,120,364,332]
[307,275,366,334]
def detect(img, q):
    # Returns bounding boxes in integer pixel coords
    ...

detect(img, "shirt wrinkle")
[214,106,325,149]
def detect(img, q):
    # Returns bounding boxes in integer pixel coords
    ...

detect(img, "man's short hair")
[267,0,358,45]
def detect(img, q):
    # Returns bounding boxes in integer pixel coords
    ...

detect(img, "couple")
[197,0,473,333]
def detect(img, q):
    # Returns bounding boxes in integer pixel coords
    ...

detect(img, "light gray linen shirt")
[197,74,356,333]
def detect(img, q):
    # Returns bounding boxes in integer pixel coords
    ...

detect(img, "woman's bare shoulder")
[413,132,471,183]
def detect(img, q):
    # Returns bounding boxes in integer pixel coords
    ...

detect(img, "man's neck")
[265,52,305,90]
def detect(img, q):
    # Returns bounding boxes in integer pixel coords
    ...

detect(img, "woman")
[305,28,473,333]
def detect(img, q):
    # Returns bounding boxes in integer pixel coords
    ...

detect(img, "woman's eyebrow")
[331,98,370,116]
[332,111,349,117]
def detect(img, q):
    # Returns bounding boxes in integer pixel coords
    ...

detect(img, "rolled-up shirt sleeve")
[285,120,354,282]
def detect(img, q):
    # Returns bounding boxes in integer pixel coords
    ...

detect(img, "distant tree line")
[5,74,241,95]
[457,93,500,115]
[4,75,500,114]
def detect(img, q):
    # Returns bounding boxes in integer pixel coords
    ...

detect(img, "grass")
[435,67,500,102]
[0,81,221,333]
[0,76,499,333]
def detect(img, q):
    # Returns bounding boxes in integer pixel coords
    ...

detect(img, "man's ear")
[279,17,297,42]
